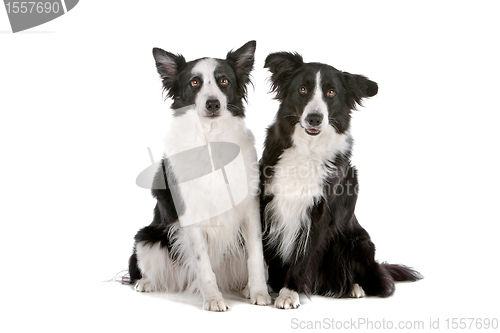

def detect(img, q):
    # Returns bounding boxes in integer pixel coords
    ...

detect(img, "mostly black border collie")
[127,41,271,311]
[260,52,421,309]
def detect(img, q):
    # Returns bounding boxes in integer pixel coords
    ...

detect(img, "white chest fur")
[164,109,256,160]
[264,124,350,262]
[163,109,259,258]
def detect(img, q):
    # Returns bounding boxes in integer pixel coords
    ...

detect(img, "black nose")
[306,113,323,127]
[206,99,220,113]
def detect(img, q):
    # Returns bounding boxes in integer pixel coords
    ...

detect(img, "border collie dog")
[260,52,421,309]
[128,41,271,311]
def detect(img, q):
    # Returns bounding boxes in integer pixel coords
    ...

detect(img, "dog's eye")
[190,79,200,87]
[220,78,229,86]
[299,86,307,94]
[327,89,335,97]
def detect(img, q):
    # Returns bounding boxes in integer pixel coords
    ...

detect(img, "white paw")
[204,297,230,312]
[134,279,153,292]
[250,291,272,306]
[275,288,300,309]
[350,283,365,298]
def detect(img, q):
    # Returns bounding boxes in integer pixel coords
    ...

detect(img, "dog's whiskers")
[328,118,341,132]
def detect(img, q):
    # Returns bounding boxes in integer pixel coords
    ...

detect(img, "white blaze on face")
[191,58,228,117]
[301,71,329,131]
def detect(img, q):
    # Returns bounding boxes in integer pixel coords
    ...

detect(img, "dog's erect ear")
[152,48,186,98]
[342,72,378,108]
[226,40,256,100]
[264,52,304,100]
[153,48,185,79]
[226,40,256,79]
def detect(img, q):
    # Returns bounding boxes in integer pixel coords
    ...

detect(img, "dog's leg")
[242,198,272,305]
[272,216,327,309]
[183,227,230,311]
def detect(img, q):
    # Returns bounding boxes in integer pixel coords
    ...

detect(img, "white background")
[1,1,499,332]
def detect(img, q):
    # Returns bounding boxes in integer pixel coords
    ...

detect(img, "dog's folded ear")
[226,41,256,100]
[342,72,378,108]
[264,52,304,100]
[153,48,186,98]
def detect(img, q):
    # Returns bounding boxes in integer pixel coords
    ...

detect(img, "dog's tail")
[382,263,423,282]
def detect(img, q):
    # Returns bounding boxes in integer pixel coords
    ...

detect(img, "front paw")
[134,278,153,293]
[204,297,230,312]
[275,288,300,309]
[250,291,272,306]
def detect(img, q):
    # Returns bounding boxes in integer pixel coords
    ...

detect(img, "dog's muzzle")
[304,113,323,136]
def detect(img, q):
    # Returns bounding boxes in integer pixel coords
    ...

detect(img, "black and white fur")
[260,52,421,309]
[128,41,271,311]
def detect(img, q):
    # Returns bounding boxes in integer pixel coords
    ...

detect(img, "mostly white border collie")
[260,52,421,309]
[128,41,271,311]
